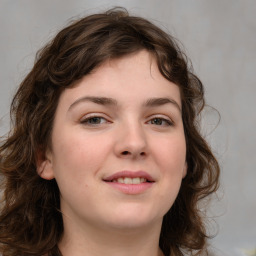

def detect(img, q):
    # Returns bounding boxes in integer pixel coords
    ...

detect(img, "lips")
[103,170,155,183]
[103,170,155,194]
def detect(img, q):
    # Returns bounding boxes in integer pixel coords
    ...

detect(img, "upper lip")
[103,170,155,182]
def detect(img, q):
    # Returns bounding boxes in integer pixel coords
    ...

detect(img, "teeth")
[117,178,124,183]
[124,177,132,184]
[140,178,146,183]
[114,177,147,184]
[132,177,140,184]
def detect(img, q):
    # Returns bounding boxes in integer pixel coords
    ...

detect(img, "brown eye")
[149,118,173,126]
[151,118,163,125]
[81,116,108,125]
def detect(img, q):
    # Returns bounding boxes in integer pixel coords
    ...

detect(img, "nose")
[114,121,148,159]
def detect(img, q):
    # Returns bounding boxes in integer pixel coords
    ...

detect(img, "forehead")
[59,50,181,107]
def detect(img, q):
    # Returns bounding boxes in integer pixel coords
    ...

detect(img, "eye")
[81,115,109,126]
[148,117,173,126]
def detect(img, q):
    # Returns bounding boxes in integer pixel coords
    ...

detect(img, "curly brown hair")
[0,7,220,256]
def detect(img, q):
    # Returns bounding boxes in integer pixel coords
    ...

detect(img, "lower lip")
[104,182,153,194]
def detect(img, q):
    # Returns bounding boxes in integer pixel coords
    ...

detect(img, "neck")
[58,215,164,256]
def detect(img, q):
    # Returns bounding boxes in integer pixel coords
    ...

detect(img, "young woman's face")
[40,50,187,231]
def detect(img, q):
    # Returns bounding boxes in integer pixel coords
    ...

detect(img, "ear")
[182,162,187,178]
[36,148,55,180]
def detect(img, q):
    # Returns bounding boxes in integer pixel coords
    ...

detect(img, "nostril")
[120,151,146,157]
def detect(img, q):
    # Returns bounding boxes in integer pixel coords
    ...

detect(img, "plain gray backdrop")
[1,1,255,255]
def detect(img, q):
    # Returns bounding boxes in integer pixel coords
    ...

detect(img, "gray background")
[0,0,255,255]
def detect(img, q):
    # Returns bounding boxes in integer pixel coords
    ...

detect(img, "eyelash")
[147,117,173,126]
[80,114,173,127]
[80,115,109,126]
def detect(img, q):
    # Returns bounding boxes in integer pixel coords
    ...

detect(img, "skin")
[38,50,187,256]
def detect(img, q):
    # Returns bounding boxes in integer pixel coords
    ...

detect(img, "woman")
[0,8,220,256]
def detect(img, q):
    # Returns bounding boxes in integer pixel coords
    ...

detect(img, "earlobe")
[182,162,187,178]
[36,149,55,180]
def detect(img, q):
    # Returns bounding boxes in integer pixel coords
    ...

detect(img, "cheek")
[155,135,186,172]
[152,135,186,199]
[50,133,108,204]
[51,132,111,180]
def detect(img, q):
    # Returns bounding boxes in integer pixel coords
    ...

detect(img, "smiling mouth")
[103,171,154,194]
[103,170,155,185]
[107,177,153,184]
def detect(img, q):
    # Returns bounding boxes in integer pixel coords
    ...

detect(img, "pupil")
[90,117,101,124]
[153,118,162,125]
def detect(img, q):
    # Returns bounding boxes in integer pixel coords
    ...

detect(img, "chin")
[107,219,155,230]
[103,207,162,230]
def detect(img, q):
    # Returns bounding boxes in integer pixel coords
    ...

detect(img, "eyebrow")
[69,96,118,111]
[68,96,181,112]
[144,97,181,112]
